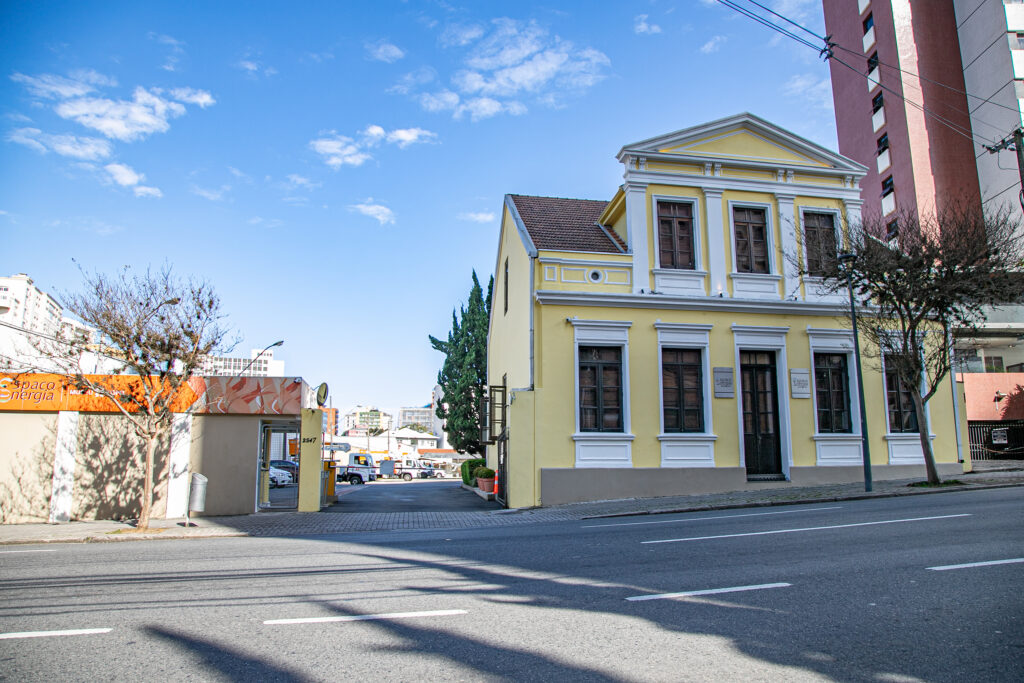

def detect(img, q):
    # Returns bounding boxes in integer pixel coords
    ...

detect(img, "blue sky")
[0,0,833,417]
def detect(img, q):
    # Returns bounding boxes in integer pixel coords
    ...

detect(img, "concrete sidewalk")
[2,465,1022,545]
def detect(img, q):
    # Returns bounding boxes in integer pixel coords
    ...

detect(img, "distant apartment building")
[431,385,448,449]
[322,407,340,435]
[398,404,433,429]
[342,405,392,433]
[823,0,980,223]
[199,348,285,377]
[0,273,62,336]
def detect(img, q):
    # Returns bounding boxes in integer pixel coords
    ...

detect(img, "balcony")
[867,67,880,91]
[872,106,886,132]
[876,148,891,173]
[881,191,896,215]
[862,26,876,52]
[858,0,870,14]
[1013,50,1024,79]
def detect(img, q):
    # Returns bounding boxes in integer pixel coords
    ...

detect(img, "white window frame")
[570,319,634,468]
[881,349,936,465]
[650,194,708,295]
[799,207,845,302]
[807,328,862,466]
[728,200,782,299]
[656,323,716,467]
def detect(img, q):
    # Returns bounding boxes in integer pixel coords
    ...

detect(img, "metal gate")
[968,420,1024,461]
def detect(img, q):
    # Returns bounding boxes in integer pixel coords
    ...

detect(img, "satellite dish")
[316,382,329,407]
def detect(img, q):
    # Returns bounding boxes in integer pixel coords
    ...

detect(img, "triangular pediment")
[618,113,865,173]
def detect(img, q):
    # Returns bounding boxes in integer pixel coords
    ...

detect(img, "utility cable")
[714,0,821,51]
[740,0,826,41]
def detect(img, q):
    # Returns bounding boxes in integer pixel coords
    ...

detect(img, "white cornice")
[538,256,632,267]
[621,169,864,201]
[536,290,850,316]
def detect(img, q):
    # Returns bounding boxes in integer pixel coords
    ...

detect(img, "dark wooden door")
[740,351,782,477]
[496,435,508,508]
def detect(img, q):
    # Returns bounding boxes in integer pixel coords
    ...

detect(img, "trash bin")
[188,473,208,513]
[320,470,330,507]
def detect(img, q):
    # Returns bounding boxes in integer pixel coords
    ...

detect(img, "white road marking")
[927,558,1024,571]
[627,582,791,602]
[0,628,111,640]
[265,609,467,625]
[643,513,972,544]
[583,506,843,528]
[0,549,57,554]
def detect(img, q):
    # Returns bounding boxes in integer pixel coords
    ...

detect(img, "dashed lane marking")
[627,583,792,602]
[582,506,843,528]
[642,514,972,544]
[0,628,111,640]
[265,609,467,625]
[928,558,1024,571]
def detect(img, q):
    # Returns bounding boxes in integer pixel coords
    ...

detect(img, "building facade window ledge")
[659,433,717,468]
[573,432,635,468]
[729,272,782,299]
[652,268,708,295]
[801,276,845,302]
[884,433,935,465]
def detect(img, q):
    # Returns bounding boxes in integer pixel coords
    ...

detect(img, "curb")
[579,481,1024,520]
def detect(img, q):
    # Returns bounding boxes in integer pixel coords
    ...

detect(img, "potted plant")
[474,467,495,493]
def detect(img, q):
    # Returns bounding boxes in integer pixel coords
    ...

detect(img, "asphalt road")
[328,479,501,513]
[1,488,1021,682]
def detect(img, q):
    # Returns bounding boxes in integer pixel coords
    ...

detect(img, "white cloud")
[7,128,113,160]
[228,166,251,182]
[388,67,436,95]
[133,185,162,198]
[105,162,142,186]
[310,133,372,168]
[286,173,320,190]
[440,23,485,48]
[419,90,461,113]
[349,201,395,225]
[458,211,495,223]
[55,87,187,141]
[168,87,215,108]
[386,127,437,148]
[103,162,162,198]
[310,125,438,168]
[10,69,116,100]
[149,33,185,72]
[236,54,277,78]
[367,41,405,63]
[783,73,834,110]
[191,184,231,201]
[700,36,727,54]
[407,18,609,120]
[634,15,662,35]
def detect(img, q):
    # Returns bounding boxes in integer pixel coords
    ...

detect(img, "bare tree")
[35,265,233,529]
[808,203,1024,484]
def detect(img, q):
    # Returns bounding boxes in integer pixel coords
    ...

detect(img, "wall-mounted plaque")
[713,367,734,398]
[790,369,811,398]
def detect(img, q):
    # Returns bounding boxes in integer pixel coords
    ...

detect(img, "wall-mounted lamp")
[994,391,1007,403]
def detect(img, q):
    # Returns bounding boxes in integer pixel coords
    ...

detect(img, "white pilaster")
[165,413,193,518]
[843,199,864,248]
[776,194,799,298]
[625,182,649,293]
[704,189,727,296]
[48,411,79,523]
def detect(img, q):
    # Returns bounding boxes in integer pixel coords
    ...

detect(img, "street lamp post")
[838,252,872,492]
[235,340,284,378]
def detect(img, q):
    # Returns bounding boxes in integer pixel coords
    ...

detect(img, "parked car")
[269,466,292,487]
[270,459,299,479]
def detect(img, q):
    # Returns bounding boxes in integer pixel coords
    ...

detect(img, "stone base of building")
[539,462,967,506]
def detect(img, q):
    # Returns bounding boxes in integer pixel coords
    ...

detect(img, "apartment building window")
[881,176,894,196]
[803,212,838,277]
[886,219,899,240]
[814,353,851,433]
[503,257,509,315]
[877,134,889,154]
[885,356,919,433]
[662,348,704,432]
[985,356,1005,372]
[872,93,884,113]
[579,346,623,432]
[863,14,874,33]
[657,201,696,269]
[867,52,879,71]
[733,207,769,274]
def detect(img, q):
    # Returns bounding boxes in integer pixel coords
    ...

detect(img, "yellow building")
[485,113,966,508]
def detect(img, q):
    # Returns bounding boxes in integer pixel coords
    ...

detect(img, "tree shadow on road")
[145,625,311,683]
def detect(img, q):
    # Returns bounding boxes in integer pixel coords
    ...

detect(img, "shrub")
[461,458,485,486]
[474,467,495,479]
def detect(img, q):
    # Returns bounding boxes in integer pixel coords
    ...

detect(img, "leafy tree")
[429,271,493,454]
[810,204,1024,484]
[36,265,232,529]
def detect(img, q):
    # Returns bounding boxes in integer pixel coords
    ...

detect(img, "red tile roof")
[508,194,624,254]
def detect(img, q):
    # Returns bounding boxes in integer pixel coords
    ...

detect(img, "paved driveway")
[327,479,500,513]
